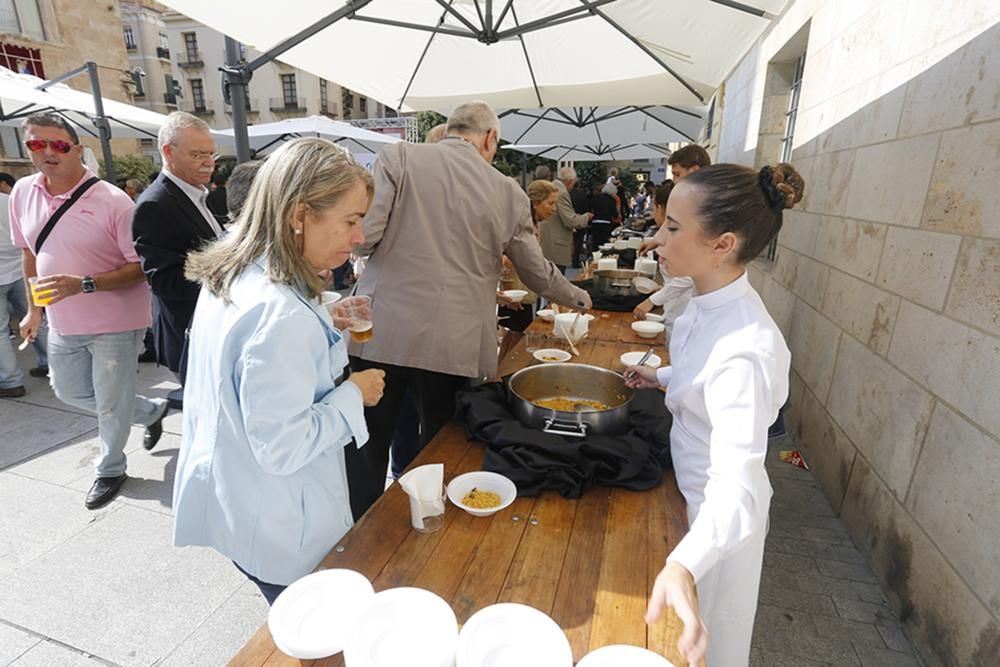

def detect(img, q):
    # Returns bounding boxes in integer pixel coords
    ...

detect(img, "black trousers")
[345,357,469,521]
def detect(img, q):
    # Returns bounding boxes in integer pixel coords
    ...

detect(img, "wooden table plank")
[647,473,694,666]
[497,493,578,614]
[228,625,282,666]
[549,488,612,661]
[589,488,651,651]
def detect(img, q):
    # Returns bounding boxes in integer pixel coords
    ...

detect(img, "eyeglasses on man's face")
[186,150,220,161]
[25,138,76,154]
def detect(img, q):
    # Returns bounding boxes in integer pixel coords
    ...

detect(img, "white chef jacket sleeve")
[667,352,774,581]
[238,312,368,477]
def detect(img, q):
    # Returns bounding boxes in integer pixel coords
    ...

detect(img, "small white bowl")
[533,348,571,363]
[500,289,528,303]
[620,351,662,368]
[447,471,517,517]
[632,276,659,294]
[631,321,665,338]
[536,308,556,322]
[645,312,665,323]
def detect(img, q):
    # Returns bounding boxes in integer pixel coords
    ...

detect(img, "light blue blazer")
[172,261,367,585]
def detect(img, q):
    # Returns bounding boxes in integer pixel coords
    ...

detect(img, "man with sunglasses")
[9,112,169,509]
[131,112,223,411]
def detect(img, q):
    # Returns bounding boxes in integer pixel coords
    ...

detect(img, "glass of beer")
[28,277,55,307]
[341,295,374,343]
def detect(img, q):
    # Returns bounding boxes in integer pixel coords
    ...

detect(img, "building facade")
[160,11,382,135]
[0,0,138,175]
[711,1,1000,665]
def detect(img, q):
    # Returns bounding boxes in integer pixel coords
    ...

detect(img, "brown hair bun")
[758,163,805,211]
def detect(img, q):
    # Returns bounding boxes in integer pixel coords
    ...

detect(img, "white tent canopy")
[213,115,402,156]
[0,67,169,140]
[499,105,705,146]
[158,0,791,112]
[505,142,671,162]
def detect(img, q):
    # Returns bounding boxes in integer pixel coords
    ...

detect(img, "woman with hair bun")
[624,162,804,665]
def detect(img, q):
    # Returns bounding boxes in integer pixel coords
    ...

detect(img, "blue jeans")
[48,328,165,478]
[0,278,47,389]
[233,562,286,606]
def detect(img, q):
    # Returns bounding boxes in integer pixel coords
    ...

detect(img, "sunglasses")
[25,139,76,154]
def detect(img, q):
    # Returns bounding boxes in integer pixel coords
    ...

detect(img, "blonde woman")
[173,138,385,604]
[497,179,559,360]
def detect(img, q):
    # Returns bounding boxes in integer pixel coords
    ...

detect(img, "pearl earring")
[294,228,303,235]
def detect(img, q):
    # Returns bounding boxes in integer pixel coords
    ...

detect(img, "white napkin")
[398,464,445,530]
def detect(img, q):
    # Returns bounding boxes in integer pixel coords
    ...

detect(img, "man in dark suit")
[132,112,222,408]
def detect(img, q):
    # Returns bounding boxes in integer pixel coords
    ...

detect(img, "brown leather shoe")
[0,385,26,398]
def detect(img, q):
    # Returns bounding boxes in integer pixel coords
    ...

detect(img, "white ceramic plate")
[447,471,518,517]
[456,603,573,667]
[632,276,659,294]
[533,348,571,363]
[268,569,375,659]
[344,587,457,667]
[577,644,675,667]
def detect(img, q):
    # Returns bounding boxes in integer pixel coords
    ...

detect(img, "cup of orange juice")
[28,277,55,307]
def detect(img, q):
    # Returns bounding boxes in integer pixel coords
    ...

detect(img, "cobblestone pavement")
[753,436,927,667]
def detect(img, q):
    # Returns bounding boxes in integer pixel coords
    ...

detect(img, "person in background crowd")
[346,100,590,519]
[424,122,448,144]
[570,178,591,268]
[625,162,803,666]
[533,164,552,181]
[11,112,167,508]
[132,112,223,411]
[539,166,592,273]
[206,169,229,221]
[225,160,262,220]
[498,178,558,361]
[124,179,144,201]
[668,144,711,181]
[590,181,620,248]
[1,171,48,396]
[174,138,385,605]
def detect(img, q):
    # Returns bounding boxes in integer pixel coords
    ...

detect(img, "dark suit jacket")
[131,174,218,374]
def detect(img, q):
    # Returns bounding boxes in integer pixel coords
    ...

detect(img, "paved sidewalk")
[1,344,925,666]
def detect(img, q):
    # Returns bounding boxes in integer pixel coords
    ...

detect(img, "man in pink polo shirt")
[11,112,168,510]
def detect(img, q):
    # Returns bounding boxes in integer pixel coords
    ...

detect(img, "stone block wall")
[714,1,1000,664]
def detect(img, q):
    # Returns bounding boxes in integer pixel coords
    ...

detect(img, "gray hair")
[158,111,211,151]
[446,100,500,139]
[558,166,577,182]
[533,165,552,181]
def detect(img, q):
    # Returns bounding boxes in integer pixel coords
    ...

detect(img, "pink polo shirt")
[9,168,152,336]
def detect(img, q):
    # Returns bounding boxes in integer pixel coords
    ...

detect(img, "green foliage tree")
[574,162,607,193]
[416,110,447,142]
[617,168,640,199]
[99,153,156,185]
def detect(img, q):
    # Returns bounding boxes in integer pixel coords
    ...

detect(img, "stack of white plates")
[457,603,572,667]
[577,644,675,666]
[268,569,375,660]
[344,587,458,667]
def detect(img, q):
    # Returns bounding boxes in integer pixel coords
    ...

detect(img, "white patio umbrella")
[213,115,402,157]
[0,66,168,140]
[505,142,671,162]
[500,105,705,145]
[158,0,790,112]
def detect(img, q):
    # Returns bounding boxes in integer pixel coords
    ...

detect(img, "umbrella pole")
[520,151,527,189]
[85,63,116,184]
[224,37,252,164]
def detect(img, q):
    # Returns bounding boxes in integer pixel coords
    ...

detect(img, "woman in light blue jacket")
[173,138,386,603]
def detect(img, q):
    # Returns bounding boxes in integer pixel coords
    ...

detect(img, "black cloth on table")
[573,278,647,312]
[454,382,672,498]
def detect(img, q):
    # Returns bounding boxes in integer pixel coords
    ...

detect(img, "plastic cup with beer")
[28,277,55,307]
[341,295,374,343]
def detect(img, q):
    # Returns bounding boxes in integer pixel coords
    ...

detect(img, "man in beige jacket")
[539,166,592,271]
[347,101,591,518]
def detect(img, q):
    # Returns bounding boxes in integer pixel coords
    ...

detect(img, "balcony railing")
[225,98,260,114]
[269,97,307,112]
[189,104,214,117]
[320,102,340,119]
[178,50,204,68]
[156,46,170,60]
[163,93,177,106]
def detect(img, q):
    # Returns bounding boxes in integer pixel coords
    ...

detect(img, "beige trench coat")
[539,179,589,267]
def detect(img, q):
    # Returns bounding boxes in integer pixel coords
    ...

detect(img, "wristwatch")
[81,276,97,293]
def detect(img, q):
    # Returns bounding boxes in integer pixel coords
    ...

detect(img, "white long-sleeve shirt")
[656,271,790,581]
[649,262,694,333]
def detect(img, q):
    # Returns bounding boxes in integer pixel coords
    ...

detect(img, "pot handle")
[611,280,633,288]
[543,417,589,438]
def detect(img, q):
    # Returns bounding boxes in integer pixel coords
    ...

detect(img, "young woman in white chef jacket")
[625,163,804,665]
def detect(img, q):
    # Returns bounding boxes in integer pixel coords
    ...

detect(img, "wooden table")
[231,311,688,667]
[520,309,667,358]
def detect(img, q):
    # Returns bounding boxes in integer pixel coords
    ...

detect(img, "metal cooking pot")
[592,269,641,297]
[507,363,634,437]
